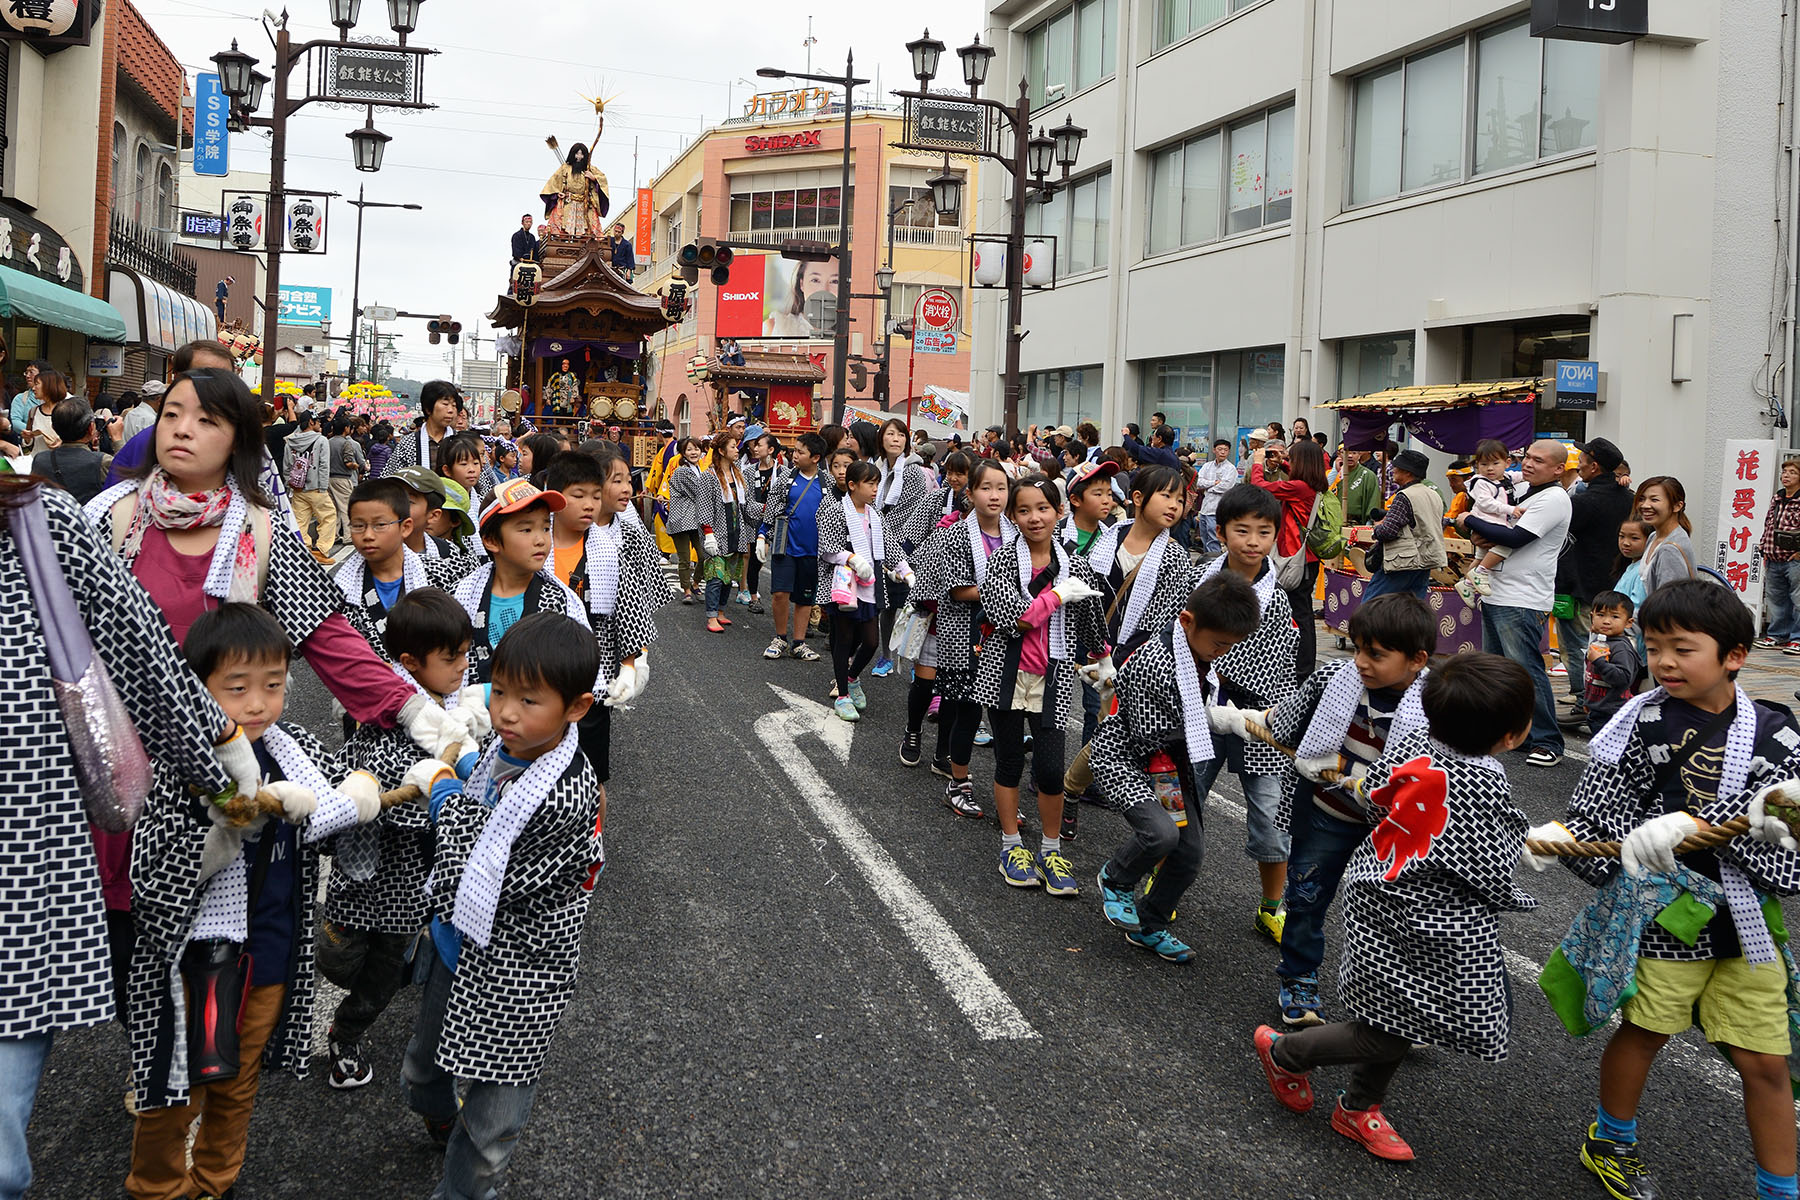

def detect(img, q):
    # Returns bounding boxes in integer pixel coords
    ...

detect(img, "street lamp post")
[892,31,1083,437]
[758,51,869,425]
[346,183,422,381]
[211,5,435,404]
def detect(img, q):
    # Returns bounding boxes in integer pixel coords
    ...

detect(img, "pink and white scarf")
[89,470,259,601]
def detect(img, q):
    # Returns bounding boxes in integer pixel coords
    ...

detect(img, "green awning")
[0,264,127,342]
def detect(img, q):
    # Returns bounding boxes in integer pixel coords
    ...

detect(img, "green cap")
[438,478,475,539]
[389,465,446,500]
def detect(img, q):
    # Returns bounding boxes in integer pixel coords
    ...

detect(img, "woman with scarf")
[866,418,933,678]
[696,429,753,634]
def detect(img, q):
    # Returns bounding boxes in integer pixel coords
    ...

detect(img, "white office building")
[968,0,1791,531]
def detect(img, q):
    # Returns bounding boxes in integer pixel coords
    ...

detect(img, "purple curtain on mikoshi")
[1341,400,1538,455]
[530,337,641,361]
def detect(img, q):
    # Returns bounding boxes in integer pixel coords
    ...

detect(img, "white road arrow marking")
[756,682,1038,1041]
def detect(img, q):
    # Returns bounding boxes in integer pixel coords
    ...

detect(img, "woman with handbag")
[1250,438,1330,677]
[0,476,252,1200]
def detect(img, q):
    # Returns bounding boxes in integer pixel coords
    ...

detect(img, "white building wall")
[975,0,1791,535]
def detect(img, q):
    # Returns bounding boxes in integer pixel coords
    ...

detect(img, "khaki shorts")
[1622,955,1792,1055]
[1010,670,1047,712]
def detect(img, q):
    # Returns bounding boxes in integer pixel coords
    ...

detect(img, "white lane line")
[756,690,1038,1041]
[1202,786,1776,1107]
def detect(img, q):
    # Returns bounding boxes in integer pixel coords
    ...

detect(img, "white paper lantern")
[1023,240,1052,287]
[2,0,78,36]
[972,245,1004,287]
[286,197,323,253]
[226,195,264,250]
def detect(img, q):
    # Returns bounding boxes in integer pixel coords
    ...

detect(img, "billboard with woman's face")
[715,253,839,339]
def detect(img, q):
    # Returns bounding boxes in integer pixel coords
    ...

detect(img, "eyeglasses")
[347,520,400,534]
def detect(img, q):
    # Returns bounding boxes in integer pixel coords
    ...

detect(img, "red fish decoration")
[1368,755,1450,881]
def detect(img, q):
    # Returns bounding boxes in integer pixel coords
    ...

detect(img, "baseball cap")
[1575,436,1624,474]
[139,379,166,397]
[1067,458,1119,498]
[1054,424,1076,439]
[438,479,475,539]
[478,476,565,534]
[389,465,446,501]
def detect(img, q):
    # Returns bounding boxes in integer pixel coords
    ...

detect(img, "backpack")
[285,441,314,492]
[1304,490,1345,561]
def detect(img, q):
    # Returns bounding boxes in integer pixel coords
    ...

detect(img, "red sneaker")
[1253,1025,1314,1114]
[1331,1100,1415,1161]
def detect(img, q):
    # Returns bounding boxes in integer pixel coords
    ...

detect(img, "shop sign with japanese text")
[1714,438,1779,618]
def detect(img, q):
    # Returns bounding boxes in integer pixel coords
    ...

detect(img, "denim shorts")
[770,554,818,606]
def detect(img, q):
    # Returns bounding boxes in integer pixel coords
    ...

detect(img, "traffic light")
[446,320,462,346]
[426,318,442,344]
[781,239,835,263]
[848,361,868,391]
[678,238,734,286]
[710,242,734,287]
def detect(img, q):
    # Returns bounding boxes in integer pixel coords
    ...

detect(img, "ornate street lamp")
[211,40,257,100]
[874,264,895,294]
[1027,129,1056,180]
[244,68,270,114]
[906,29,945,88]
[347,113,391,172]
[1049,116,1087,171]
[387,0,423,43]
[928,156,962,218]
[327,0,361,37]
[958,36,994,95]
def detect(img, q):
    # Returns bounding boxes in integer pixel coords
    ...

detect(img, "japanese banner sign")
[195,73,229,177]
[1714,438,1779,618]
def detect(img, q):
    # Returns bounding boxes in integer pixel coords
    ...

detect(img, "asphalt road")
[25,604,1793,1199]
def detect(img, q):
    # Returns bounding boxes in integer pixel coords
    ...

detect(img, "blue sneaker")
[1097,867,1140,931]
[1036,850,1079,896]
[973,720,993,747]
[1279,975,1325,1027]
[999,845,1039,888]
[833,696,860,722]
[869,656,896,678]
[848,679,868,711]
[1126,928,1195,963]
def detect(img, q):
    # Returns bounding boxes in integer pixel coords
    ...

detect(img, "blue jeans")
[1362,568,1430,602]
[0,1033,51,1200]
[1482,602,1563,754]
[1198,514,1220,554]
[1277,795,1370,982]
[406,946,539,1200]
[1221,737,1291,863]
[704,576,727,619]
[1767,560,1800,643]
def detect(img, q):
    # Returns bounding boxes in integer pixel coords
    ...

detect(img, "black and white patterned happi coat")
[664,463,705,535]
[376,423,440,478]
[902,486,962,554]
[1087,521,1199,657]
[326,721,438,935]
[876,458,934,547]
[695,468,755,556]
[129,722,345,1108]
[972,539,1106,728]
[333,553,472,659]
[1337,727,1537,1061]
[428,753,601,1085]
[0,487,231,1039]
[563,517,675,685]
[910,515,989,702]
[452,564,588,687]
[813,497,896,612]
[1085,626,1210,815]
[1266,659,1382,827]
[1560,698,1800,960]
[1206,560,1299,777]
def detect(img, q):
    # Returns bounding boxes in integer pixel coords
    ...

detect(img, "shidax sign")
[745,130,823,154]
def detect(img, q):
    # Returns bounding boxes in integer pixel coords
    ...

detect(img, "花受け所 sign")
[278,286,332,324]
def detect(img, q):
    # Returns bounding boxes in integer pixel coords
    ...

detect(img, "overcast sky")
[144,0,991,381]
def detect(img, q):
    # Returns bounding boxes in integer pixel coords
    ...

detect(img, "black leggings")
[831,612,879,693]
[990,707,1065,792]
[747,547,764,596]
[942,698,983,768]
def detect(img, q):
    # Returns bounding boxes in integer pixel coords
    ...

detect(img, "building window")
[1147,103,1293,255]
[134,143,149,225]
[663,216,681,260]
[156,161,173,231]
[1024,0,1116,108]
[111,123,125,214]
[1350,19,1603,205]
[1023,365,1104,430]
[888,169,963,232]
[1027,169,1111,277]
[1157,0,1264,50]
[1139,347,1284,447]
[1336,334,1416,400]
[729,178,852,237]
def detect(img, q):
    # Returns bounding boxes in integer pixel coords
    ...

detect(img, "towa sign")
[745,130,823,155]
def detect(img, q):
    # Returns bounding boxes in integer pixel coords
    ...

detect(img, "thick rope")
[1238,715,1797,860]
[222,742,463,825]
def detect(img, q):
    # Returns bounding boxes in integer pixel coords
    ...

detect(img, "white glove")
[1747,781,1800,851]
[212,725,260,805]
[848,553,873,580]
[404,758,456,798]
[1076,654,1116,689]
[454,687,492,743]
[604,660,637,709]
[1295,755,1341,785]
[887,561,916,585]
[755,534,768,562]
[627,650,649,700]
[402,692,465,759]
[1207,703,1249,741]
[1051,577,1102,605]
[703,532,721,559]
[1522,821,1575,873]
[339,771,383,824]
[1621,812,1700,878]
[263,780,317,823]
